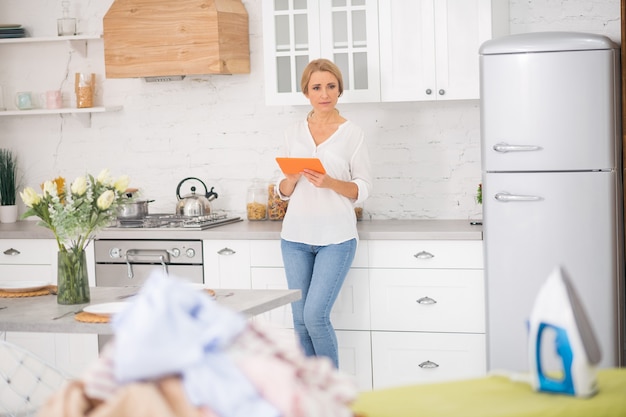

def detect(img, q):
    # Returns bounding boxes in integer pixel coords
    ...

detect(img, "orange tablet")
[275,157,326,174]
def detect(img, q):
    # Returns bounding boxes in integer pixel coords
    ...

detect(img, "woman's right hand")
[279,174,302,197]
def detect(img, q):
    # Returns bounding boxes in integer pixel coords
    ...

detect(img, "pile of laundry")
[38,272,357,417]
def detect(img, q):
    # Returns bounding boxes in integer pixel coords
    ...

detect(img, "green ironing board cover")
[351,369,626,417]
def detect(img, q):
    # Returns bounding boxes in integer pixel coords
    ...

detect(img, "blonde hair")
[300,59,344,97]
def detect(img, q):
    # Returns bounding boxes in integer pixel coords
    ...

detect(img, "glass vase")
[57,248,90,305]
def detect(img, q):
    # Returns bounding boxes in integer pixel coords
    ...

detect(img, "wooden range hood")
[103,0,250,78]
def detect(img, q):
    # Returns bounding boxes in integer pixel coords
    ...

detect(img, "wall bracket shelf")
[0,34,102,55]
[0,106,123,127]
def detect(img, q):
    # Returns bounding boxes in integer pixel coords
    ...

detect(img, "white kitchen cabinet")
[203,240,252,289]
[369,269,484,333]
[378,0,509,102]
[249,240,370,330]
[262,0,380,105]
[184,236,486,391]
[249,239,373,390]
[371,332,486,388]
[369,239,483,269]
[4,332,99,378]
[0,239,57,281]
[368,240,486,389]
[0,239,97,378]
[337,330,373,391]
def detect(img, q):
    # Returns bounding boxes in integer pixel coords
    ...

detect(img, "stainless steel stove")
[106,212,242,231]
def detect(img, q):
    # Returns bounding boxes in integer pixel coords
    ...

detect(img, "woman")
[276,59,372,368]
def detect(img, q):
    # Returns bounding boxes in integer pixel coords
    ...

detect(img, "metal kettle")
[175,177,218,216]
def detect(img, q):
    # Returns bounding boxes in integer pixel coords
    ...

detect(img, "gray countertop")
[1,219,483,240]
[0,287,301,334]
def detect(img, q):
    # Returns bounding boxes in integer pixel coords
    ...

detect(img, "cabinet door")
[371,332,486,389]
[262,0,320,105]
[379,0,495,102]
[250,267,293,328]
[203,240,251,289]
[53,334,99,377]
[337,330,373,391]
[433,0,492,100]
[262,0,380,105]
[369,240,483,269]
[379,0,435,102]
[0,239,56,282]
[250,240,283,267]
[4,332,98,378]
[251,267,370,330]
[319,0,380,103]
[370,269,485,333]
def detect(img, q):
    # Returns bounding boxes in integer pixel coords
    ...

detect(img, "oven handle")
[125,249,170,278]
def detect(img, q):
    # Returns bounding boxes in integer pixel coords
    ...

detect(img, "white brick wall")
[0,0,619,220]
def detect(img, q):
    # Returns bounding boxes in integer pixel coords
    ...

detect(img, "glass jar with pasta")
[267,172,288,220]
[246,179,267,221]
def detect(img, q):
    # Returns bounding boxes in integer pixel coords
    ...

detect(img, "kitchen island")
[0,287,301,335]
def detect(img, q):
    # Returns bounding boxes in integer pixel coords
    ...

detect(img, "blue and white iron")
[527,266,602,397]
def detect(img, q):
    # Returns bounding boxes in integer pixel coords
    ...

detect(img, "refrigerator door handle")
[493,143,543,153]
[494,192,543,202]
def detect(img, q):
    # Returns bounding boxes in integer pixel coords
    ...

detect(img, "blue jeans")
[281,238,357,368]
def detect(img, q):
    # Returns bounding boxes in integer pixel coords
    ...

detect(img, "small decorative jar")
[267,172,288,220]
[247,179,267,221]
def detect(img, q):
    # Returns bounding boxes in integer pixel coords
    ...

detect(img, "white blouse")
[277,119,372,246]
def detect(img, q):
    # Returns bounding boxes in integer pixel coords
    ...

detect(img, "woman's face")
[305,70,340,114]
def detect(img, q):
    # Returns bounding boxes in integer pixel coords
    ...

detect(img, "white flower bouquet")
[20,169,130,304]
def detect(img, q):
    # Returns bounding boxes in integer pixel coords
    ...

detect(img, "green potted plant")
[0,148,18,223]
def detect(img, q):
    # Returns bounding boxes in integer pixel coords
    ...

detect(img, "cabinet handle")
[3,248,20,256]
[414,250,434,260]
[494,192,542,202]
[217,247,236,256]
[492,143,542,153]
[425,89,432,95]
[438,89,445,95]
[416,296,437,305]
[418,360,439,369]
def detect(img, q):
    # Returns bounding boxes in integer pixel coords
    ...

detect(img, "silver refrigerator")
[479,32,625,372]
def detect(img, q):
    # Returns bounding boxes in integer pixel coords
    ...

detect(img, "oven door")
[94,239,204,351]
[95,264,203,286]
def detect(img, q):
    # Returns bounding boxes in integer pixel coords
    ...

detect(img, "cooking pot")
[118,199,154,219]
[175,177,218,217]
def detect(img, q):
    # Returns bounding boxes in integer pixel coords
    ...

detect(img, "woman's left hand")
[302,169,332,188]
[302,169,359,200]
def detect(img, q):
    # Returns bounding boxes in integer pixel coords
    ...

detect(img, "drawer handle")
[416,296,437,305]
[414,251,434,260]
[217,247,236,256]
[3,248,20,256]
[418,360,439,369]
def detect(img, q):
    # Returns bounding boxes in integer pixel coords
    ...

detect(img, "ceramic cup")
[15,91,33,110]
[44,90,62,109]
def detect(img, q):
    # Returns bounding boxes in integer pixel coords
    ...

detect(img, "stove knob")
[186,248,196,258]
[109,248,122,259]
[168,248,181,258]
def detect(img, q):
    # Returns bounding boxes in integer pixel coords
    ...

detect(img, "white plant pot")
[0,205,18,223]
